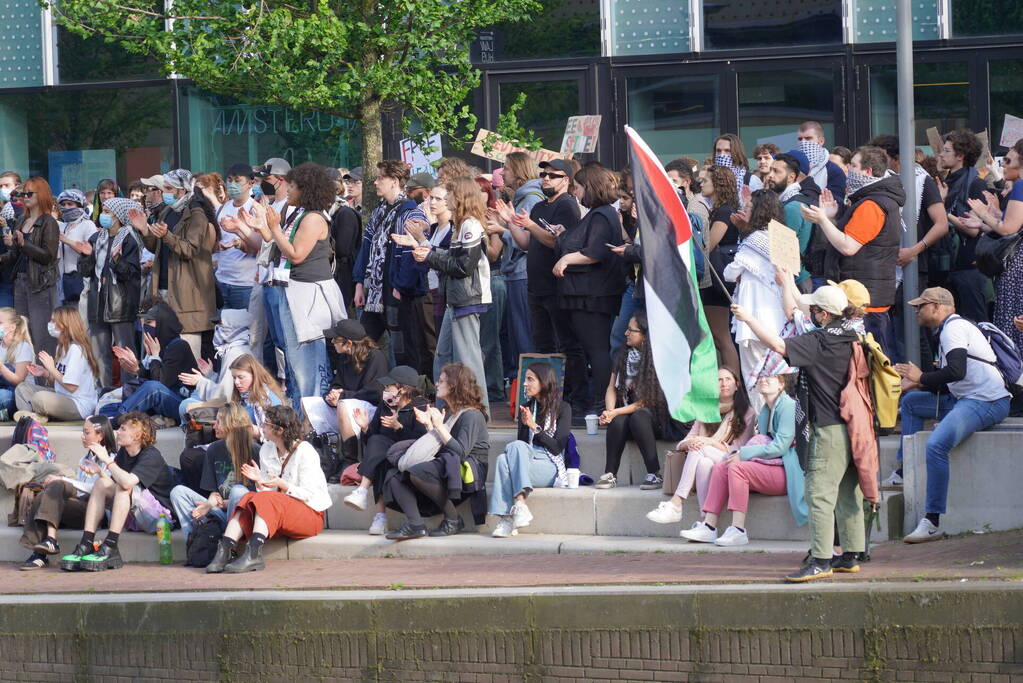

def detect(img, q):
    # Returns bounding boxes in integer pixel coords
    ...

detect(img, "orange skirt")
[236,491,325,540]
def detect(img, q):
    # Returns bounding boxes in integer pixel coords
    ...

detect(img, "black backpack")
[185,515,226,567]
[306,431,342,479]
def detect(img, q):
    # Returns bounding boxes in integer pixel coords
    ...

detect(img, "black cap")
[342,167,363,181]
[323,319,367,341]
[226,163,256,180]
[377,365,420,388]
[538,159,574,177]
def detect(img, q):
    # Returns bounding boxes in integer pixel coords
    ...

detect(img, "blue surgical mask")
[162,192,176,205]
[0,326,6,340]
[226,182,246,200]
[251,184,263,200]
[0,188,9,202]
[99,214,114,229]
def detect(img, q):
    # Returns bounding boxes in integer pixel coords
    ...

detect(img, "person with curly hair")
[595,312,687,490]
[58,411,176,572]
[205,405,330,573]
[699,165,741,373]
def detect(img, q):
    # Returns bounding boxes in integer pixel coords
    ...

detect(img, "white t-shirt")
[257,199,292,284]
[0,340,33,367]
[58,219,98,275]
[938,316,1011,402]
[55,343,99,418]
[213,197,257,286]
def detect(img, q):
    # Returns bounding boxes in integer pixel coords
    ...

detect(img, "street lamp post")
[898,0,920,363]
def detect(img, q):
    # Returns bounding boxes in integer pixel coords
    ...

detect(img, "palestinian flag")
[625,125,719,424]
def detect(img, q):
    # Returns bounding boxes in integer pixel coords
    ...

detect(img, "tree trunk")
[359,94,383,218]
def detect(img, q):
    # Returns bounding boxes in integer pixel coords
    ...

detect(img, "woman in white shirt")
[0,307,33,421]
[14,305,99,423]
[205,405,329,573]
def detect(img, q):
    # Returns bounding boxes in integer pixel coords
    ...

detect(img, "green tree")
[48,0,541,181]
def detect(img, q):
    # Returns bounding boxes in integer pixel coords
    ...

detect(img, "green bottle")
[157,513,173,565]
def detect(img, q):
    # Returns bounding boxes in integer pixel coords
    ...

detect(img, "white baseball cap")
[799,285,849,316]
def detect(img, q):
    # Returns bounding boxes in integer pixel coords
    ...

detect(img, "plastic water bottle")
[157,513,173,565]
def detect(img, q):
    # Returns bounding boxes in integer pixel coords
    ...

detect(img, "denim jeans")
[897,390,1010,515]
[503,278,533,378]
[610,281,645,360]
[263,285,289,379]
[488,441,557,516]
[170,483,249,536]
[480,273,507,402]
[276,288,329,413]
[0,387,14,416]
[0,281,13,308]
[217,282,253,310]
[107,380,183,421]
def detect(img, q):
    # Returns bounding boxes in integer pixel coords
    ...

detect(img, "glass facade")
[952,1,1023,37]
[869,62,970,152]
[852,1,940,43]
[610,0,690,56]
[179,86,361,174]
[498,80,581,151]
[626,74,718,163]
[0,85,173,191]
[703,0,842,50]
[485,0,600,61]
[737,69,835,152]
[57,28,162,84]
[990,60,1023,153]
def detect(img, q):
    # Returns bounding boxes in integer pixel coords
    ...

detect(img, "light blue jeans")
[276,291,329,413]
[898,390,1010,514]
[488,441,557,516]
[610,281,643,360]
[170,483,250,536]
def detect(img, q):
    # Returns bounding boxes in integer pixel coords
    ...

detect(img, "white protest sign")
[560,115,602,154]
[400,134,443,176]
[1001,114,1023,148]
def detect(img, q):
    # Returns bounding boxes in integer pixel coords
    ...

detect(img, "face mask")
[382,389,398,407]
[251,184,263,200]
[226,182,246,200]
[0,326,6,340]
[144,324,157,338]
[0,188,8,202]
[845,169,876,199]
[261,181,276,197]
[541,186,556,198]
[99,214,114,229]
[60,207,85,223]
[47,322,60,338]
[162,192,176,205]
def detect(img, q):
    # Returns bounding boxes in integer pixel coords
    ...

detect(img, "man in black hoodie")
[803,145,905,358]
[110,301,197,426]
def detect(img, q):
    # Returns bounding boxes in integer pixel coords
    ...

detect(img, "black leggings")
[562,309,614,410]
[358,435,396,501]
[603,408,659,476]
[387,472,458,526]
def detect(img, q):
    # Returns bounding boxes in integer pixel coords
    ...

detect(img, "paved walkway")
[3,528,1020,595]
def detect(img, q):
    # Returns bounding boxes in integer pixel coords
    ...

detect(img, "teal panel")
[853,1,940,43]
[612,0,690,56]
[0,0,44,86]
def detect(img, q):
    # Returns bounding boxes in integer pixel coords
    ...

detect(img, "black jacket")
[81,230,142,324]
[831,175,905,308]
[516,400,572,454]
[325,348,388,404]
[139,302,197,395]
[366,397,430,442]
[1,214,59,293]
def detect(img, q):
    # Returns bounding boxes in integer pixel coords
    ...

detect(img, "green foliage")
[47,0,541,160]
[480,92,543,153]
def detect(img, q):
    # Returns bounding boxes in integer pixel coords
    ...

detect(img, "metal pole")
[897,0,920,362]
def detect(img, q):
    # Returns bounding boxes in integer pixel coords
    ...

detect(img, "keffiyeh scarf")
[845,169,881,201]
[163,169,195,213]
[798,140,828,174]
[713,154,746,195]
[778,180,802,204]
[528,400,568,488]
[96,198,143,282]
[364,195,409,314]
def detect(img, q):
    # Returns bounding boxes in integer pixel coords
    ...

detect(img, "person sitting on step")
[59,411,176,572]
[489,361,572,538]
[595,312,684,490]
[176,309,253,423]
[674,374,808,548]
[342,365,429,536]
[0,307,35,422]
[18,416,115,570]
[383,363,489,541]
[206,405,330,573]
[169,402,261,537]
[300,319,387,478]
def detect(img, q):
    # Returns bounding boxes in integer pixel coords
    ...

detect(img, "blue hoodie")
[501,178,545,280]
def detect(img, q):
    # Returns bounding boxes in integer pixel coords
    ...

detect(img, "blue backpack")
[964,320,1023,395]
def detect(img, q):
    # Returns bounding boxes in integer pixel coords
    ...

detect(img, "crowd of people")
[3,120,1022,582]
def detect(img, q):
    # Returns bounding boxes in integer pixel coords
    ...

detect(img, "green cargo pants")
[806,423,865,560]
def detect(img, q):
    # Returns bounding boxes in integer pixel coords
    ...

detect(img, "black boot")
[81,543,124,572]
[205,537,236,574]
[224,540,265,573]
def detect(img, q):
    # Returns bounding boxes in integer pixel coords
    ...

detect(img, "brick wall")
[0,587,1020,682]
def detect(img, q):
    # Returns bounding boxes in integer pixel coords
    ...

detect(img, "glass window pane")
[57,28,162,84]
[703,0,842,50]
[869,63,970,152]
[990,60,1023,153]
[610,0,690,56]
[0,85,173,191]
[485,0,600,61]
[179,86,361,174]
[626,74,718,163]
[952,1,1023,37]
[852,1,940,43]
[498,80,581,151]
[737,69,835,152]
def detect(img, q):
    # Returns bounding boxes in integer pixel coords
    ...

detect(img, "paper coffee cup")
[584,414,599,435]
[566,468,580,489]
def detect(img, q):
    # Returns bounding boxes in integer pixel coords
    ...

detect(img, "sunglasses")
[539,172,566,179]
[11,191,35,198]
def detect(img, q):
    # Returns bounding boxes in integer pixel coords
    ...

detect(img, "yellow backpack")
[858,332,901,429]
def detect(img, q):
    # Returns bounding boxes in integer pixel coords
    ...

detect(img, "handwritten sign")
[399,134,443,177]
[470,129,565,164]
[560,115,602,154]
[767,219,801,276]
[976,130,990,170]
[1001,114,1023,148]
[925,127,943,156]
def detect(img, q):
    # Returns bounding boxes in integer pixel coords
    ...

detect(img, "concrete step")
[0,526,807,563]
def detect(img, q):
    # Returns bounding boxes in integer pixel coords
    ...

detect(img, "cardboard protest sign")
[925,127,943,156]
[768,219,801,275]
[560,115,602,154]
[1000,114,1023,148]
[470,129,564,164]
[400,134,443,176]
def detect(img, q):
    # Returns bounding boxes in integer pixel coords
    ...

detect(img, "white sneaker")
[492,517,514,538]
[903,517,945,543]
[344,487,369,511]
[646,501,683,525]
[881,470,904,488]
[368,513,388,535]
[510,501,533,528]
[594,473,616,489]
[714,525,749,547]
[679,520,717,543]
